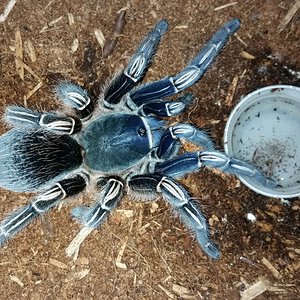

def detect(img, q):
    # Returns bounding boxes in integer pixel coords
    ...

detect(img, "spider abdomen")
[0,129,83,192]
[80,113,151,173]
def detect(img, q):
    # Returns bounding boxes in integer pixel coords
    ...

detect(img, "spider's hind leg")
[66,177,124,257]
[0,175,87,245]
[5,106,81,134]
[128,174,220,259]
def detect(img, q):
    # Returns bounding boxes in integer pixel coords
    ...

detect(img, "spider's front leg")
[129,19,240,107]
[156,123,215,159]
[0,175,87,245]
[128,174,220,259]
[154,151,276,187]
[103,20,168,107]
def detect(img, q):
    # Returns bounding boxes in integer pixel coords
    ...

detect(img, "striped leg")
[129,19,240,106]
[72,177,124,228]
[103,20,168,107]
[66,177,124,257]
[55,82,94,120]
[154,151,276,187]
[156,123,215,159]
[128,174,220,259]
[5,106,81,134]
[0,175,87,245]
[139,93,193,117]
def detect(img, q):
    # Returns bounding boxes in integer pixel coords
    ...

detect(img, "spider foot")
[128,174,220,259]
[199,151,276,188]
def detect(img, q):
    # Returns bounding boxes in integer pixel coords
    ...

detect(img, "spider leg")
[156,123,215,159]
[154,151,276,187]
[128,174,220,259]
[129,19,240,106]
[0,174,87,245]
[72,177,124,228]
[138,93,193,117]
[5,106,81,134]
[55,82,94,120]
[103,20,168,107]
[66,177,124,257]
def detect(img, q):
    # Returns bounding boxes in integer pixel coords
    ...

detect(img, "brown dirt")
[0,1,299,299]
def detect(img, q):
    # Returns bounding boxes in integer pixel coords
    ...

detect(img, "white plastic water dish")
[224,85,300,198]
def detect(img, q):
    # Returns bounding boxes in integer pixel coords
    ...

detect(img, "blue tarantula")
[0,19,274,259]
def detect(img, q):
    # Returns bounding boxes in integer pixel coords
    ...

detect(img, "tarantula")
[0,19,273,259]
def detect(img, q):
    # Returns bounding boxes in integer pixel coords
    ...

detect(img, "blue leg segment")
[0,175,87,245]
[154,150,276,187]
[72,178,123,228]
[199,151,276,187]
[140,93,193,117]
[130,19,240,106]
[5,106,80,134]
[156,123,215,159]
[128,174,220,259]
[103,20,169,106]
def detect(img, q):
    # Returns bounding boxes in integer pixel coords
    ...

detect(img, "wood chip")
[158,284,176,299]
[261,257,280,278]
[49,258,68,269]
[9,275,24,287]
[0,0,17,23]
[172,284,196,299]
[115,240,128,269]
[240,279,268,300]
[73,269,90,280]
[15,28,24,80]
[94,29,106,49]
[40,16,64,33]
[240,51,256,60]
[67,13,75,26]
[24,40,37,63]
[24,81,43,103]
[116,209,134,218]
[278,0,300,32]
[66,226,94,259]
[214,2,238,11]
[71,38,79,53]
[225,75,239,107]
[115,221,133,269]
